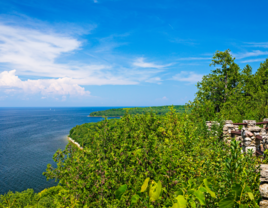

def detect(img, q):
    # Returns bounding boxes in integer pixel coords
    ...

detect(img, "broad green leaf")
[141,178,150,192]
[194,190,205,205]
[247,192,254,200]
[149,180,162,201]
[131,194,140,204]
[115,184,127,200]
[219,193,235,208]
[203,179,216,198]
[175,195,187,208]
[172,203,179,208]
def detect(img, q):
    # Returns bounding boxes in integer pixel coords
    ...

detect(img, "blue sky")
[0,0,268,107]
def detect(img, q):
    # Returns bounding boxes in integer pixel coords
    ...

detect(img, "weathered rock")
[244,137,251,141]
[248,126,262,132]
[223,126,228,131]
[243,120,256,126]
[246,131,253,137]
[225,124,234,128]
[260,165,268,178]
[225,120,233,124]
[260,199,268,208]
[260,183,268,198]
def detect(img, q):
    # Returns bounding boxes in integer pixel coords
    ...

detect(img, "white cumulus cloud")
[0,70,90,96]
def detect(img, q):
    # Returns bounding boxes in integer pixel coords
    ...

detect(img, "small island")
[89,105,187,117]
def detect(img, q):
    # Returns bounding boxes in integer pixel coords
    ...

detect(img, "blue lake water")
[0,107,118,195]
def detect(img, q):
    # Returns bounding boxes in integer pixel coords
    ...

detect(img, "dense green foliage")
[42,109,259,207]
[89,105,186,117]
[189,49,268,122]
[0,186,63,208]
[1,49,267,207]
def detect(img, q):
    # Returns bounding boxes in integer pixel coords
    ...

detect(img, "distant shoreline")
[89,105,186,117]
[88,115,122,118]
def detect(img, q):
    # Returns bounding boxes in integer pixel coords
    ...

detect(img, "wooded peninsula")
[89,105,187,117]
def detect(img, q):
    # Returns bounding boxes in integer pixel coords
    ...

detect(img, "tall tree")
[209,49,239,104]
[192,49,241,117]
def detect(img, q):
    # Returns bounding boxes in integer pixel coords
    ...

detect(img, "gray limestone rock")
[260,183,268,198]
[260,165,268,178]
[225,120,233,124]
[260,200,268,208]
[248,126,262,132]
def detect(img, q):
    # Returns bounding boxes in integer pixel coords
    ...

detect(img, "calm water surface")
[0,107,117,195]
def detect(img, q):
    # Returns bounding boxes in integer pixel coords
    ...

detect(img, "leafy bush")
[43,109,260,207]
[0,186,62,208]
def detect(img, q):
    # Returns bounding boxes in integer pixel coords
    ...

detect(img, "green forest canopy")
[89,105,186,117]
[189,49,268,122]
[1,49,267,207]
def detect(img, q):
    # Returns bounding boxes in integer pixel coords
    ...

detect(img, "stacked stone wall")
[207,118,268,155]
[260,165,268,207]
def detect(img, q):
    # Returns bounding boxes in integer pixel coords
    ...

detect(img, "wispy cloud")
[240,58,267,63]
[93,0,98,3]
[172,71,203,83]
[244,42,268,48]
[233,50,268,59]
[133,57,171,68]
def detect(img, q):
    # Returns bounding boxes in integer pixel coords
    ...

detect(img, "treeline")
[89,105,186,117]
[189,49,268,122]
